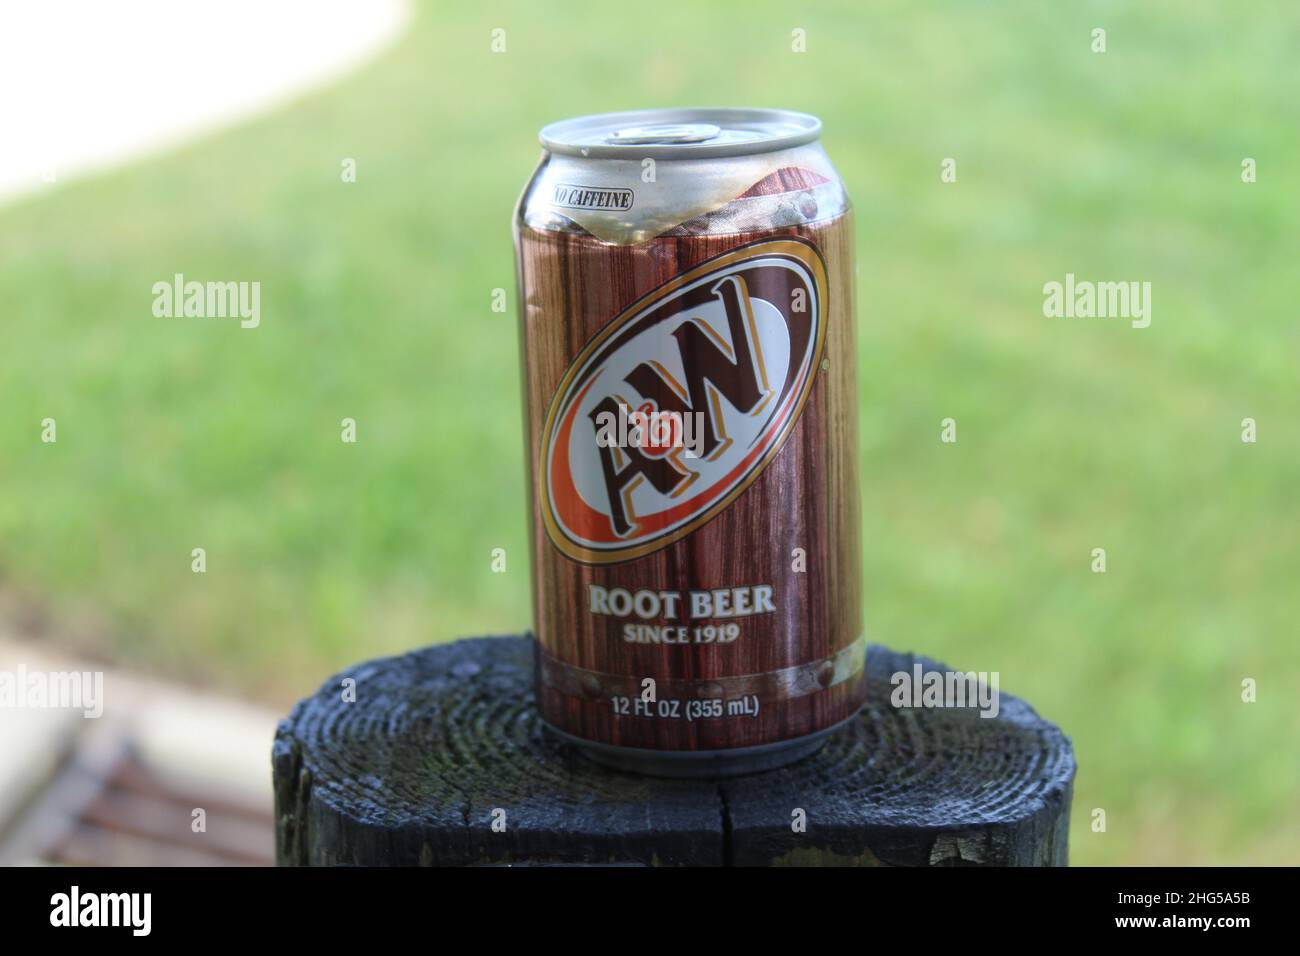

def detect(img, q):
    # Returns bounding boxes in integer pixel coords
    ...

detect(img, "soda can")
[513,108,863,776]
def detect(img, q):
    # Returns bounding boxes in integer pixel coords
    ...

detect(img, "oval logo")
[540,237,829,564]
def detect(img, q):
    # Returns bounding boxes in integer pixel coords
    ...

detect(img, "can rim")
[538,107,822,160]
[541,710,861,778]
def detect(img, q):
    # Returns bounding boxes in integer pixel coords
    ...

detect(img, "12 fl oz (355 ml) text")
[610,695,761,720]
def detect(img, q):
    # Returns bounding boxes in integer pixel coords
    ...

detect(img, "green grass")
[1,0,1297,865]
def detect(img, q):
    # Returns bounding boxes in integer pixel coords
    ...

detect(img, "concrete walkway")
[0,634,281,865]
[0,0,410,204]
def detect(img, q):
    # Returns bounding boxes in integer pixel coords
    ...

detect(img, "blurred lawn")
[1,0,1297,865]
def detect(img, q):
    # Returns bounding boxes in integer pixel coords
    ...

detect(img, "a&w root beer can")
[514,108,863,776]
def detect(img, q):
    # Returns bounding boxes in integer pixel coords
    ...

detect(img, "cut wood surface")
[274,635,1075,866]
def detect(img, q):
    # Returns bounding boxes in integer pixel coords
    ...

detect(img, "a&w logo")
[541,238,827,563]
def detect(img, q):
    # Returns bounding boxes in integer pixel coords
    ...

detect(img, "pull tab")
[606,123,722,146]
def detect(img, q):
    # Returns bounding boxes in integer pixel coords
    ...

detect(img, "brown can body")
[513,110,864,776]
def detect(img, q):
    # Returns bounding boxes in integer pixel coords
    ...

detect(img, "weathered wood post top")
[274,635,1075,866]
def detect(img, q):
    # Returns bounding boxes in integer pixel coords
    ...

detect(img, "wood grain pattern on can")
[516,203,862,754]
